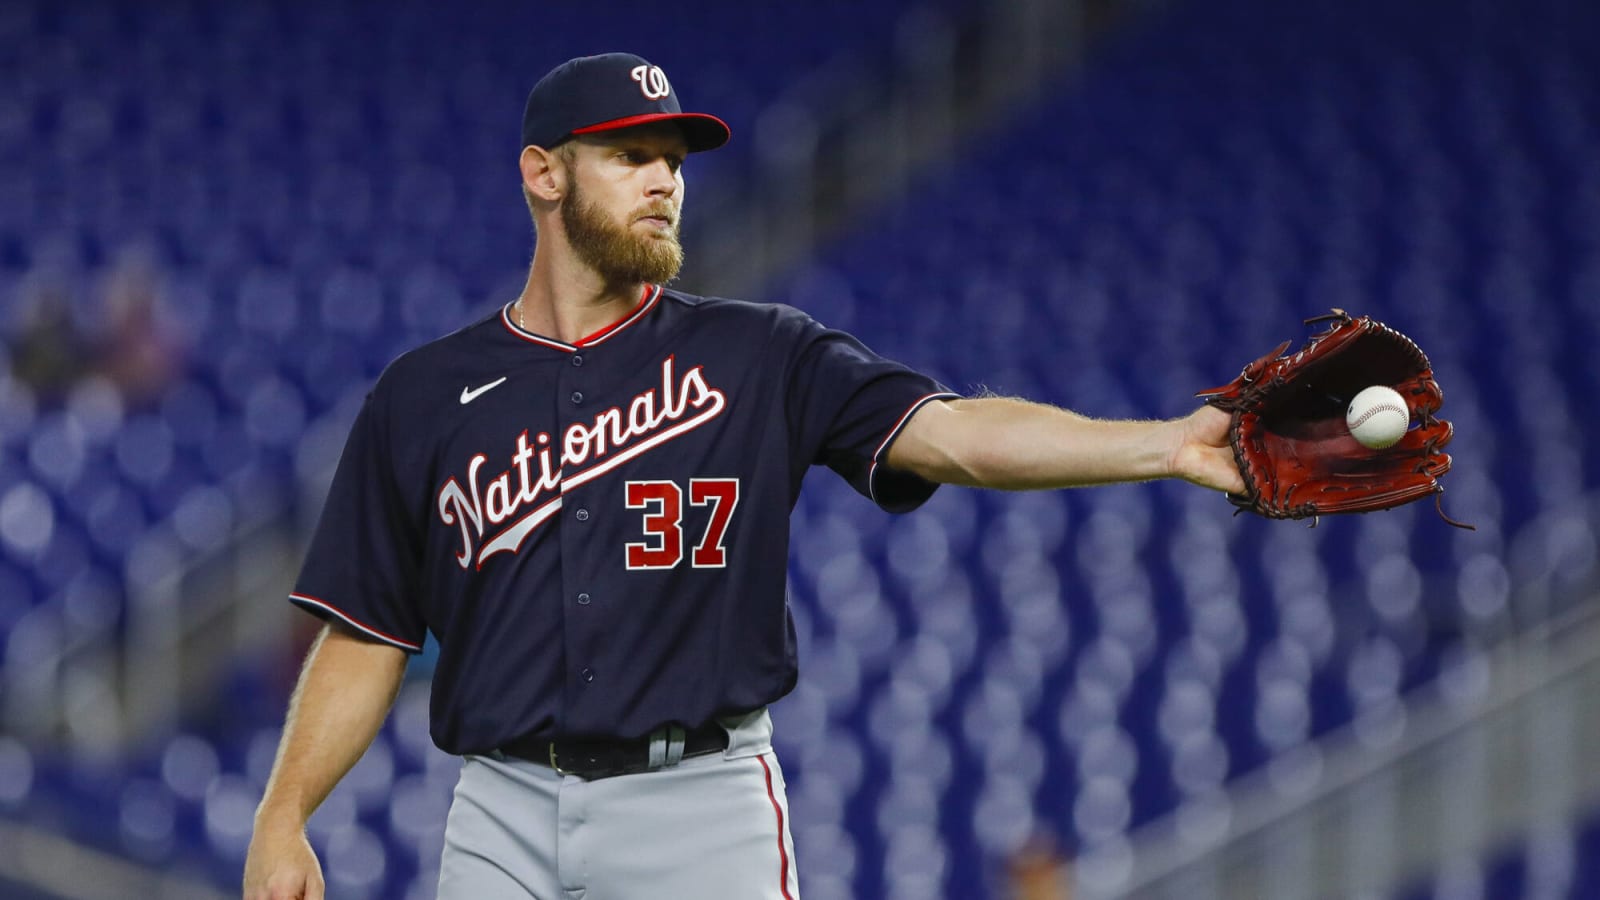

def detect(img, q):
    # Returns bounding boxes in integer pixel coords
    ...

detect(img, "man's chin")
[634,225,680,245]
[600,256,682,287]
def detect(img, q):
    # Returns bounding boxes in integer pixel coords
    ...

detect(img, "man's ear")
[521,145,566,202]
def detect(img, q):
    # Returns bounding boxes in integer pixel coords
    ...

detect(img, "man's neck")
[513,243,646,344]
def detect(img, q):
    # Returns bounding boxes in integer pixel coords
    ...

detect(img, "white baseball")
[1346,385,1409,449]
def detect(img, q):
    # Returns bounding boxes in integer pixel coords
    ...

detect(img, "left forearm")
[891,397,1182,490]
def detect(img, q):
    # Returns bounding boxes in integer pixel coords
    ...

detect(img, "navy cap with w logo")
[521,53,731,153]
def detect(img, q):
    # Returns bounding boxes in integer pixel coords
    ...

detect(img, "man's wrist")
[1159,416,1189,481]
[254,796,312,832]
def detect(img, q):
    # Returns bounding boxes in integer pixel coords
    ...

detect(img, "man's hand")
[1168,405,1245,495]
[243,823,324,900]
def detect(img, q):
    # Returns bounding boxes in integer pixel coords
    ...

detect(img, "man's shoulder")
[371,306,509,395]
[658,288,817,331]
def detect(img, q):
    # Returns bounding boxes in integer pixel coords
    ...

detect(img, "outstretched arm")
[244,624,409,900]
[885,397,1245,494]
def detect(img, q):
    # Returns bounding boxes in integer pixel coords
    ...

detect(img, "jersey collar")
[500,284,663,352]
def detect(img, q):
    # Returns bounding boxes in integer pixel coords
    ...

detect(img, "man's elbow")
[950,442,1021,488]
[896,438,998,488]
[886,399,1002,488]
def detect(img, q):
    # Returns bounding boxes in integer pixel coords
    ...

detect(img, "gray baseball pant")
[436,708,800,899]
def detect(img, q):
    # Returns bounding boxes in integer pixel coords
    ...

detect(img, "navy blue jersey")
[290,285,956,754]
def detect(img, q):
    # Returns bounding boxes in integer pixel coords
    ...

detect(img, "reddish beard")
[561,179,684,286]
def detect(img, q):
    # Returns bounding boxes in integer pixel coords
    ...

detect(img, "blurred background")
[1,0,1597,897]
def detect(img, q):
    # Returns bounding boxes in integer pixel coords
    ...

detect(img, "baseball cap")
[521,53,730,153]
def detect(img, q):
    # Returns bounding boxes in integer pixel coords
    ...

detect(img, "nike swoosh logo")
[460,377,508,405]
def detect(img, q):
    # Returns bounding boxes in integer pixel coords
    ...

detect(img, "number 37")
[624,478,739,570]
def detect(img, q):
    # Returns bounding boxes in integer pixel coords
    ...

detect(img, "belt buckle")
[548,743,571,776]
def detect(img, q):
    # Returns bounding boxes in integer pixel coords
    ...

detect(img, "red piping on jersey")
[500,284,662,350]
[758,754,796,900]
[867,392,961,505]
[577,283,663,346]
[288,593,423,652]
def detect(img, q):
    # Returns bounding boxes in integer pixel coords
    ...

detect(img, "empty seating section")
[0,0,1595,896]
[770,1,1596,894]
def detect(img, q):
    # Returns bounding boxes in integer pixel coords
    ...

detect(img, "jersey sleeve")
[785,314,959,513]
[288,386,427,653]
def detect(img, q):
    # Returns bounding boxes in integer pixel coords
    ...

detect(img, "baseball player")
[243,52,1243,900]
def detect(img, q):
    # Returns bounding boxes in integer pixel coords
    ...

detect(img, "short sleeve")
[786,316,959,513]
[289,389,427,652]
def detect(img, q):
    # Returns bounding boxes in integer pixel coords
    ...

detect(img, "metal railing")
[0,820,230,900]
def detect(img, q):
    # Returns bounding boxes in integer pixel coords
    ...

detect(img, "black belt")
[499,722,729,780]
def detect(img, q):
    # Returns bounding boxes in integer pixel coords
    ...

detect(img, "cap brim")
[569,112,731,152]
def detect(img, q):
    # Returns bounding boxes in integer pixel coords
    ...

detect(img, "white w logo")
[630,64,672,100]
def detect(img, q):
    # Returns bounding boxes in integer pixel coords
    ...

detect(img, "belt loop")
[647,727,668,769]
[665,725,686,766]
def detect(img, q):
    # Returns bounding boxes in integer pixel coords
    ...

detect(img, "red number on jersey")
[624,478,740,570]
[689,478,740,568]
[624,481,683,570]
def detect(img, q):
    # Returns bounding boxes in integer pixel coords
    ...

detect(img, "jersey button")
[575,508,590,522]
[570,391,583,404]
[581,667,595,683]
[571,355,584,367]
[576,592,591,605]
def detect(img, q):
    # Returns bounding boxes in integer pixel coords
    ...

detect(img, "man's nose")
[645,160,677,196]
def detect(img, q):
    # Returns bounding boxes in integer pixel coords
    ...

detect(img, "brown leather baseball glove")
[1196,309,1471,528]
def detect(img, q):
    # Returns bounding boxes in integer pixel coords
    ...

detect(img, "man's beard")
[561,181,684,286]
